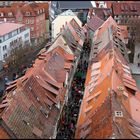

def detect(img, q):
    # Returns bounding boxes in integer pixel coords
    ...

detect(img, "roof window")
[115,111,123,117]
[25,12,30,16]
[117,86,124,91]
[8,12,13,17]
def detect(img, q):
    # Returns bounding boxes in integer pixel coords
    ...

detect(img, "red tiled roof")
[0,45,74,139]
[0,126,10,139]
[75,16,140,139]
[0,2,48,19]
[87,15,104,31]
[112,2,140,15]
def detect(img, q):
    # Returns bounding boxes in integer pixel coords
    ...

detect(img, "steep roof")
[0,2,48,18]
[86,15,104,31]
[62,18,85,55]
[75,16,140,139]
[0,46,74,139]
[93,7,112,21]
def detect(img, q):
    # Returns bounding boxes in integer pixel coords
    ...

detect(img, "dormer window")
[115,111,123,117]
[26,12,30,16]
[8,12,13,17]
[0,13,4,17]
[38,10,40,15]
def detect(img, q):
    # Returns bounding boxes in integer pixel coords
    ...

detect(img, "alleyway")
[56,43,91,139]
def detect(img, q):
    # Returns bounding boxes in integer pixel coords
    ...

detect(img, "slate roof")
[0,13,85,139]
[58,1,93,9]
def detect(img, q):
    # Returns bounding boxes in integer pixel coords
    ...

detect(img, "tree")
[5,45,31,72]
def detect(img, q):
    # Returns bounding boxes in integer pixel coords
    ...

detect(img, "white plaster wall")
[52,15,82,40]
[47,35,73,55]
[0,28,30,61]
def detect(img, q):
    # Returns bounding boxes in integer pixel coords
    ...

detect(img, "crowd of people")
[56,43,90,139]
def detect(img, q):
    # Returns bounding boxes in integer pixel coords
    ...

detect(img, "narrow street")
[56,42,91,139]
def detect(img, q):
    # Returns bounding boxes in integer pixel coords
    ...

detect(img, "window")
[8,32,12,38]
[25,12,30,16]
[3,53,7,59]
[14,39,17,43]
[26,19,30,24]
[30,19,34,24]
[0,13,4,17]
[25,40,29,44]
[138,53,140,58]
[10,41,14,47]
[3,45,7,50]
[115,111,123,117]
[38,10,40,15]
[18,17,22,22]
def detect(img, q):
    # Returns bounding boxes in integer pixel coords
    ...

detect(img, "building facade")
[0,2,49,45]
[0,22,30,69]
[112,2,140,66]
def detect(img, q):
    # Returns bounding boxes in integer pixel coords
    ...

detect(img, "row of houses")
[0,16,85,139]
[75,16,140,139]
[88,1,140,67]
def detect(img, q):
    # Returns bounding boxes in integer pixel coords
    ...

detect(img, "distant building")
[51,10,82,40]
[95,1,107,8]
[0,22,30,69]
[49,1,93,24]
[88,7,112,21]
[112,2,140,65]
[0,2,49,45]
[0,1,12,7]
[85,15,104,44]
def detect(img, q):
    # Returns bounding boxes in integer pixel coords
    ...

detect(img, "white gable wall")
[51,10,82,40]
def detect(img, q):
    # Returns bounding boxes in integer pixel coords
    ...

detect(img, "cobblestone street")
[56,43,90,139]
